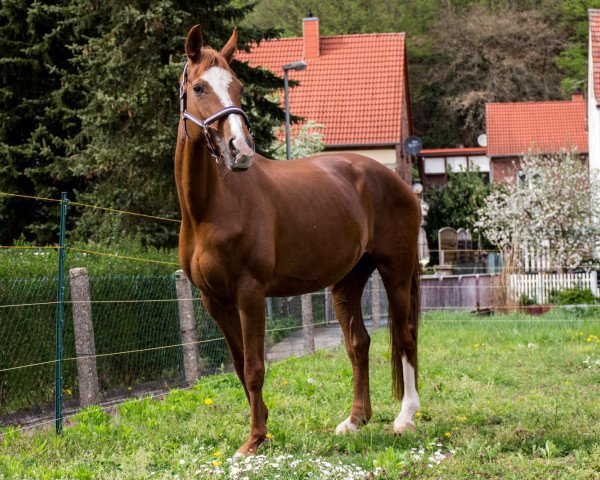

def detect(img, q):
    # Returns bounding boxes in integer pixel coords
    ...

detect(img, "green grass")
[1,310,599,479]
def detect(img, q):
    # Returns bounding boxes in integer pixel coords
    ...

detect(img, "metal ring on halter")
[179,61,252,160]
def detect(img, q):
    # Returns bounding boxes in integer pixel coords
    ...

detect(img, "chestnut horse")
[175,25,421,456]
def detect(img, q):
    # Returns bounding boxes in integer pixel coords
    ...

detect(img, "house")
[237,15,414,184]
[419,147,489,188]
[589,9,600,173]
[485,93,589,183]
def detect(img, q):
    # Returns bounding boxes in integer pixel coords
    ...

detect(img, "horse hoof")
[335,417,359,435]
[393,420,416,436]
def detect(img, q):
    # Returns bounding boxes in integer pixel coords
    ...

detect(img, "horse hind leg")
[376,257,420,435]
[332,255,376,435]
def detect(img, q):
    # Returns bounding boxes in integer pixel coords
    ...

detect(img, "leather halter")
[179,62,252,160]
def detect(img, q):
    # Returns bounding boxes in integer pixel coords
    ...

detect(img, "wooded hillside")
[245,0,600,147]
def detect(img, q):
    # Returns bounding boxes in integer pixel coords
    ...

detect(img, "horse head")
[180,25,255,172]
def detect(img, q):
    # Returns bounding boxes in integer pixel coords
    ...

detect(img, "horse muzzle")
[230,154,253,172]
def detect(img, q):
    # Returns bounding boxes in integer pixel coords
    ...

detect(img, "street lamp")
[282,60,308,160]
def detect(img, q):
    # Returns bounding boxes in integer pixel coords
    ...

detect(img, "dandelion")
[204,398,213,406]
[415,411,422,417]
[214,450,223,457]
[586,335,599,343]
[307,377,315,385]
[65,389,72,396]
[212,460,222,467]
[281,380,288,386]
[444,431,452,437]
[459,416,467,422]
[265,433,273,439]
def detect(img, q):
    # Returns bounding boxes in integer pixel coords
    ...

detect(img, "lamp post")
[282,60,307,160]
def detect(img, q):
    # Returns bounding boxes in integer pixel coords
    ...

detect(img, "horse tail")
[390,255,420,399]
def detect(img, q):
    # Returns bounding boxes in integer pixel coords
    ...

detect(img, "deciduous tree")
[475,152,600,269]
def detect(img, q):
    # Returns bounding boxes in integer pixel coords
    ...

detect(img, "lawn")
[1,310,599,479]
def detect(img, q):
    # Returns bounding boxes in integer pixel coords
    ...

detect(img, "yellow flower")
[214,451,223,457]
[265,433,273,439]
[204,398,213,406]
[586,335,599,343]
[281,380,288,386]
[415,411,422,417]
[444,431,452,437]
[212,460,222,467]
[65,389,72,396]
[459,416,467,422]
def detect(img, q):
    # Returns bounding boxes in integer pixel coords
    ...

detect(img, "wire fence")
[1,190,600,433]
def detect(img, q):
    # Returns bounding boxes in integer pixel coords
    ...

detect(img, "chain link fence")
[0,270,387,429]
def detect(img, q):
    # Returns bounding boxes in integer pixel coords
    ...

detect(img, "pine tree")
[67,0,284,247]
[0,0,82,244]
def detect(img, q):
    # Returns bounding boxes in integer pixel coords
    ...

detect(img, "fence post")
[325,288,335,325]
[54,192,68,434]
[301,294,315,354]
[475,274,480,312]
[69,267,101,407]
[174,270,201,385]
[371,271,381,330]
[591,271,599,297]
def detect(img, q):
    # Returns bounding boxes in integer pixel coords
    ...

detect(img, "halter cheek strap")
[179,62,252,160]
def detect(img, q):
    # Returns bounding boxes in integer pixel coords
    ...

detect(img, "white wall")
[590,30,600,174]
[423,155,490,174]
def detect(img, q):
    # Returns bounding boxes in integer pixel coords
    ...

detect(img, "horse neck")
[175,132,224,222]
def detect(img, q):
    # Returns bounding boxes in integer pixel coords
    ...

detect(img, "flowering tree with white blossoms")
[475,151,600,270]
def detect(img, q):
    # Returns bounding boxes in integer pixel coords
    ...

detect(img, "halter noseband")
[179,62,252,160]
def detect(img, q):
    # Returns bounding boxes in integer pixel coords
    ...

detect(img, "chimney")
[303,9,320,59]
[571,88,585,102]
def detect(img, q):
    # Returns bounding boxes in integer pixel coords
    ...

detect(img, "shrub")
[549,287,598,305]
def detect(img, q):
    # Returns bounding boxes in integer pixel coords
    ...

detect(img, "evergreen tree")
[67,0,284,247]
[424,168,490,260]
[556,0,600,93]
[0,0,284,247]
[0,0,83,244]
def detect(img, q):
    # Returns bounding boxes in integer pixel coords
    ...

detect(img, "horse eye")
[193,84,204,95]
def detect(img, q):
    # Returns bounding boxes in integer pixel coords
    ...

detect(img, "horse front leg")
[236,281,268,456]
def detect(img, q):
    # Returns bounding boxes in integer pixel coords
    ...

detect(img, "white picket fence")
[509,271,599,304]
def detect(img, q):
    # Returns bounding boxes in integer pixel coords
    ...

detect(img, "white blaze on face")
[393,355,420,434]
[201,66,246,154]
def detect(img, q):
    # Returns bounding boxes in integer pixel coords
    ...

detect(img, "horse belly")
[266,223,366,296]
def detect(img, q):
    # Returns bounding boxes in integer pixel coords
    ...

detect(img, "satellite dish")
[477,133,487,147]
[404,135,422,156]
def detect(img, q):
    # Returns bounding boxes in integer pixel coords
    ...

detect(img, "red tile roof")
[420,147,487,157]
[237,33,408,146]
[591,9,600,107]
[486,97,588,157]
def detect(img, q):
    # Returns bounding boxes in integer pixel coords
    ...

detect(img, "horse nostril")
[228,137,239,157]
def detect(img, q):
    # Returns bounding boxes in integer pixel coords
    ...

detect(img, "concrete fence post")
[590,270,598,297]
[174,270,201,385]
[371,271,382,330]
[69,267,100,407]
[301,293,315,354]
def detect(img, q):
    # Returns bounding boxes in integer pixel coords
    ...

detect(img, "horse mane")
[198,48,231,71]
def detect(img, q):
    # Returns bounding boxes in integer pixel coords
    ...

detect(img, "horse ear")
[185,25,203,63]
[221,27,237,64]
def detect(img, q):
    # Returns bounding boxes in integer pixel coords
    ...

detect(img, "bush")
[548,287,598,306]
